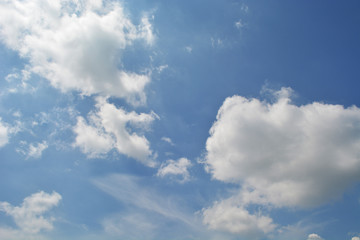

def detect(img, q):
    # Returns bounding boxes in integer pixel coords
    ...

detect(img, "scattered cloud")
[202,196,276,239]
[73,97,157,166]
[185,46,193,53]
[241,4,249,13]
[235,19,246,29]
[211,37,224,48]
[27,141,48,159]
[17,141,48,159]
[0,191,62,234]
[161,136,174,146]
[156,65,168,74]
[202,87,360,235]
[307,233,323,240]
[0,119,9,147]
[0,0,154,105]
[157,157,191,182]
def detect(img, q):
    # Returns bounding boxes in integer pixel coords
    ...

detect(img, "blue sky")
[0,0,360,240]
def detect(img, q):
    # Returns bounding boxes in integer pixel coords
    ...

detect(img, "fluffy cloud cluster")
[73,97,157,166]
[157,157,192,182]
[203,87,360,236]
[0,119,9,147]
[0,191,62,234]
[0,0,154,105]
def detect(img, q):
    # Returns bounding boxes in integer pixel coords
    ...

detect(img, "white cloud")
[157,157,191,182]
[156,65,168,73]
[241,4,249,13]
[352,237,360,240]
[202,87,360,236]
[185,46,193,53]
[0,191,62,234]
[0,0,154,105]
[0,119,9,147]
[205,87,360,208]
[28,141,48,159]
[161,136,174,146]
[307,233,323,240]
[16,141,48,159]
[202,197,276,239]
[235,20,246,29]
[73,97,157,166]
[73,116,114,158]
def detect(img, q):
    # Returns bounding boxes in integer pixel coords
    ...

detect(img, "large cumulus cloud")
[203,87,360,236]
[0,0,154,105]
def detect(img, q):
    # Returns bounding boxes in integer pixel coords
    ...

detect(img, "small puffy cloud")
[157,158,191,182]
[205,87,360,208]
[0,0,154,105]
[73,97,157,166]
[352,237,360,240]
[0,119,9,147]
[202,197,276,239]
[307,233,323,240]
[0,191,62,234]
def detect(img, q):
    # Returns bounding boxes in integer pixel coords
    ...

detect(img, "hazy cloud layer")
[203,87,360,235]
[0,0,154,105]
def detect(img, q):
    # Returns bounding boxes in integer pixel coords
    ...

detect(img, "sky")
[0,0,360,240]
